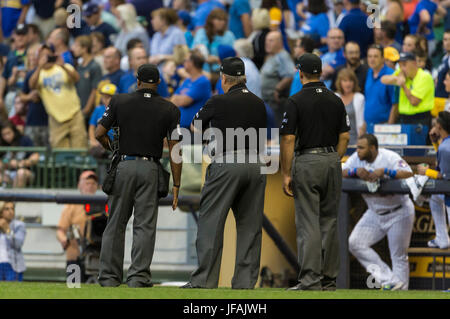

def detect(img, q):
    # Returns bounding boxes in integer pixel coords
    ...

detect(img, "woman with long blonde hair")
[114,3,150,56]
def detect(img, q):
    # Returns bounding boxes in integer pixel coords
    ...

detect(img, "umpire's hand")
[283,175,294,197]
[172,186,179,210]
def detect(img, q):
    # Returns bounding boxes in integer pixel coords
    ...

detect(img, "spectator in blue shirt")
[47,28,74,66]
[408,0,446,55]
[299,0,330,51]
[229,0,253,39]
[363,44,397,132]
[193,0,225,30]
[95,47,125,106]
[149,8,186,66]
[0,24,29,119]
[2,25,28,83]
[170,50,212,129]
[289,36,316,96]
[192,8,236,73]
[338,0,374,58]
[177,10,194,48]
[89,83,116,158]
[118,47,169,97]
[0,0,30,39]
[82,3,117,47]
[321,28,346,88]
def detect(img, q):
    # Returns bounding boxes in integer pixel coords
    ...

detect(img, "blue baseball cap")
[178,10,191,26]
[83,3,100,17]
[218,45,236,62]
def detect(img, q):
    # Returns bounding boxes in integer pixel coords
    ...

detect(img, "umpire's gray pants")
[292,152,342,288]
[98,160,159,287]
[191,162,267,289]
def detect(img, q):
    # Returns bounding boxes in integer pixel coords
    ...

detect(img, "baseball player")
[343,134,415,290]
[417,111,450,249]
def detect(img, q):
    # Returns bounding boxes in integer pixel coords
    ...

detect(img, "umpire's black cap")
[296,53,322,75]
[220,57,245,76]
[137,64,160,83]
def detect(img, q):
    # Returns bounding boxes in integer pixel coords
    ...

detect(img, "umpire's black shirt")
[99,88,180,158]
[193,83,267,154]
[280,81,350,152]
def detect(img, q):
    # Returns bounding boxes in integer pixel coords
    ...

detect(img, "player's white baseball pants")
[430,194,450,248]
[349,199,415,289]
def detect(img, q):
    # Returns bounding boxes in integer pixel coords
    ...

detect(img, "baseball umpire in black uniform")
[280,53,350,291]
[182,57,267,289]
[95,64,182,288]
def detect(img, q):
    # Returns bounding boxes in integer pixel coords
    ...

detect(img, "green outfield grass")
[0,282,450,299]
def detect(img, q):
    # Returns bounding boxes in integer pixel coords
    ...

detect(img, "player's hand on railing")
[356,168,371,181]
[368,168,385,182]
[417,163,429,175]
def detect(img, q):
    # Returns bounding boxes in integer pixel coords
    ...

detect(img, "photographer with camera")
[28,43,87,149]
[56,171,99,282]
[0,201,26,281]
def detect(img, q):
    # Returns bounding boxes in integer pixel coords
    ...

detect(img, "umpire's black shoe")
[321,283,337,291]
[287,283,322,291]
[180,282,195,288]
[321,277,337,291]
[127,281,154,288]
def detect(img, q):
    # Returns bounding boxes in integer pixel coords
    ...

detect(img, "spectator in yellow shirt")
[28,44,87,148]
[381,52,434,127]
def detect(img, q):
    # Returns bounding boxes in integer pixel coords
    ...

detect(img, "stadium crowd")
[0,0,450,286]
[0,1,447,169]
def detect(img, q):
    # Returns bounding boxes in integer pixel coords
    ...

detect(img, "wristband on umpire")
[425,169,439,179]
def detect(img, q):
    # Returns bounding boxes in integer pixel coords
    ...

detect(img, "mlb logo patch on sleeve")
[398,160,408,168]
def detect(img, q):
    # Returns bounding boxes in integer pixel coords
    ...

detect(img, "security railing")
[0,147,109,189]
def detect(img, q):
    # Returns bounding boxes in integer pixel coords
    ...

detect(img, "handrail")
[342,178,450,195]
[0,192,201,206]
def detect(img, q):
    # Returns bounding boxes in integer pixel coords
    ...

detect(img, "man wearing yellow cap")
[384,47,400,70]
[89,83,117,156]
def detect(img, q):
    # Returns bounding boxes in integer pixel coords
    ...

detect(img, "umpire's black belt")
[121,155,159,162]
[295,146,336,156]
[378,205,402,216]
